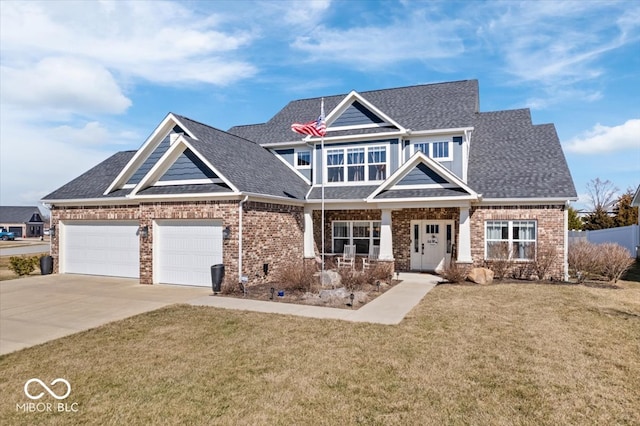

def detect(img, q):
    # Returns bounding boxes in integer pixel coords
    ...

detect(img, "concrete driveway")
[0,274,210,355]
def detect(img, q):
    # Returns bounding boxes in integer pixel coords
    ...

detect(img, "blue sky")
[1,0,638,211]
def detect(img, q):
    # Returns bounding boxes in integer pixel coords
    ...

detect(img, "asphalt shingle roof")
[467,110,577,199]
[42,151,136,200]
[174,115,309,200]
[0,206,44,223]
[375,187,471,199]
[228,80,479,144]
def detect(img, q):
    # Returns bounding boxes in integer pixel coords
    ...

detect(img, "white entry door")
[154,220,223,287]
[62,221,140,278]
[410,220,453,272]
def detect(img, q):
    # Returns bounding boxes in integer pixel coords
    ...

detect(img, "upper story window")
[326,145,387,183]
[296,150,311,169]
[412,140,453,161]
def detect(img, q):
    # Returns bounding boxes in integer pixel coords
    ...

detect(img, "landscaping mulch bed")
[220,277,400,310]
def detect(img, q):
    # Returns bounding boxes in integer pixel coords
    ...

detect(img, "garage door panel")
[155,220,222,287]
[63,221,139,278]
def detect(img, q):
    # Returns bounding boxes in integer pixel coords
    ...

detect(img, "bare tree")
[585,178,618,211]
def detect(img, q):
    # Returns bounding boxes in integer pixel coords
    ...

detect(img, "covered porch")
[303,203,474,273]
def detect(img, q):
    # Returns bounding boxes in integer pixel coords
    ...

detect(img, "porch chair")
[362,245,380,270]
[337,244,356,269]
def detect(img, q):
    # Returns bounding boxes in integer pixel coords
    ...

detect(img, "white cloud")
[291,12,465,67]
[474,1,640,93]
[0,1,257,88]
[1,57,131,115]
[564,119,640,154]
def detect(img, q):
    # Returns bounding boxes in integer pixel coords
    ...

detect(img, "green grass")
[1,282,639,425]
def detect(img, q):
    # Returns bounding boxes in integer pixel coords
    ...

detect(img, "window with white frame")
[485,220,536,260]
[296,150,311,169]
[332,221,381,254]
[326,145,387,183]
[412,140,452,161]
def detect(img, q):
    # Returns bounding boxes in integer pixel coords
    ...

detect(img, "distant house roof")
[632,185,640,207]
[0,206,44,223]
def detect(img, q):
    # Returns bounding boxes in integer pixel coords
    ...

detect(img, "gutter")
[238,195,249,285]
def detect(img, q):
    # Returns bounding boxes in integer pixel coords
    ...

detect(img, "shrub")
[532,245,558,280]
[339,263,394,291]
[272,260,318,292]
[441,263,469,283]
[599,243,634,283]
[8,255,39,276]
[568,241,599,283]
[485,242,512,280]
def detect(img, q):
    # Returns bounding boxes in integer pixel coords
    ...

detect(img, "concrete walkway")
[1,272,440,355]
[189,272,440,325]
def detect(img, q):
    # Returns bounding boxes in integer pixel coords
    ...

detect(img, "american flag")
[291,100,326,137]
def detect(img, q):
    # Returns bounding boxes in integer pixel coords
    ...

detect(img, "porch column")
[303,205,315,258]
[457,206,473,264]
[379,209,394,261]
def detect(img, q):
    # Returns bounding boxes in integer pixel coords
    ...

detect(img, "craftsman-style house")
[42,80,577,286]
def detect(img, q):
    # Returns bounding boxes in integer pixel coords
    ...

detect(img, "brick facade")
[469,205,566,279]
[51,202,566,284]
[51,201,303,286]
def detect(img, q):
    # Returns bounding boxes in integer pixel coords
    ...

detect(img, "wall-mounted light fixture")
[138,225,149,239]
[223,225,231,240]
[50,225,56,238]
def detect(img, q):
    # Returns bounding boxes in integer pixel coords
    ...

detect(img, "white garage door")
[154,220,223,287]
[62,221,140,278]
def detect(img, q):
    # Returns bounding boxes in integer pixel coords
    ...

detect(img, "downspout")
[238,195,249,285]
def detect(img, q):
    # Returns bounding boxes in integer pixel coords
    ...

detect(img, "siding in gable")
[396,163,448,185]
[127,126,186,185]
[331,101,385,127]
[275,149,294,166]
[159,149,218,181]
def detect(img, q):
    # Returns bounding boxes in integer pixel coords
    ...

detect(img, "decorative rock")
[467,267,494,285]
[319,287,350,300]
[320,270,341,287]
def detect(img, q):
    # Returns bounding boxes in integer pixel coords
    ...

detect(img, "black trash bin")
[40,255,53,275]
[211,264,225,293]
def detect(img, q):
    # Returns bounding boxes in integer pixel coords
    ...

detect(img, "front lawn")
[1,282,638,424]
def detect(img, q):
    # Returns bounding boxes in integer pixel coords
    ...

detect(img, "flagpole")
[320,98,325,278]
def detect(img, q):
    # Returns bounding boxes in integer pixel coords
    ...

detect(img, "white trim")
[328,123,391,132]
[407,127,474,137]
[478,197,578,205]
[389,183,458,190]
[484,219,537,261]
[103,113,197,195]
[305,131,406,143]
[152,178,223,186]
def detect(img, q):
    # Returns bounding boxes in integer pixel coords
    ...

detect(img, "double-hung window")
[325,145,387,183]
[485,220,536,260]
[332,221,381,254]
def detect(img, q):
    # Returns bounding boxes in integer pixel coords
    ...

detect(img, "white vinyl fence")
[569,225,640,258]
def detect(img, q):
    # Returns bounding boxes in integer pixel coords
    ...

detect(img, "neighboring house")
[42,80,577,286]
[0,206,45,238]
[633,185,640,226]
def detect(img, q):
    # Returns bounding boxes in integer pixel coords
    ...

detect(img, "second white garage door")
[154,220,223,287]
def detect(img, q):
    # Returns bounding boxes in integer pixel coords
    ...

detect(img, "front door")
[410,220,453,272]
